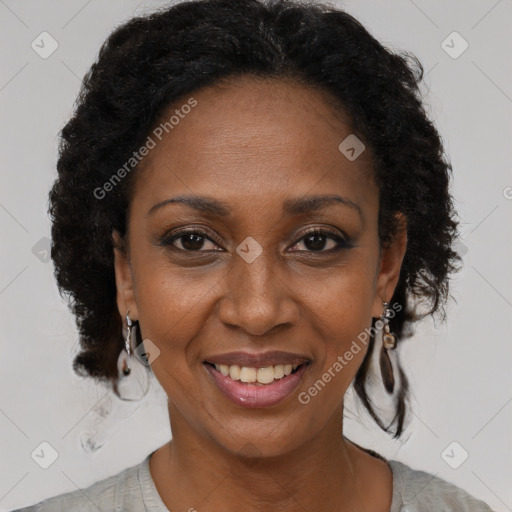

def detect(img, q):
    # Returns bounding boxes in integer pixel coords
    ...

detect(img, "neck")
[149,404,382,512]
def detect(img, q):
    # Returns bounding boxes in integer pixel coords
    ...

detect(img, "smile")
[203,361,310,408]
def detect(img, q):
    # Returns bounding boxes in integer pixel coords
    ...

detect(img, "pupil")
[305,233,326,251]
[182,233,204,250]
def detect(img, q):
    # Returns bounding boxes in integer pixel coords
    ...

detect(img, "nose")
[217,247,300,337]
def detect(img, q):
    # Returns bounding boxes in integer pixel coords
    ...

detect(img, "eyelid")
[159,226,224,250]
[291,226,348,244]
[286,226,351,253]
[159,225,351,253]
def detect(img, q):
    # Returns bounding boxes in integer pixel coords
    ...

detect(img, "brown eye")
[288,228,353,253]
[161,229,222,252]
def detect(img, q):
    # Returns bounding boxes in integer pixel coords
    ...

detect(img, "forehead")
[130,75,376,218]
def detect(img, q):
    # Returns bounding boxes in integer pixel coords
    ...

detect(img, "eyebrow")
[147,193,362,219]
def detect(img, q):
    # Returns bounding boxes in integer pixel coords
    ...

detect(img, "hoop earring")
[117,309,136,377]
[379,301,397,394]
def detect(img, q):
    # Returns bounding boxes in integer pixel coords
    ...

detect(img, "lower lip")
[204,363,309,408]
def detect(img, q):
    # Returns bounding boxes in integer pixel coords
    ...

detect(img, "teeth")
[213,362,303,384]
[256,366,275,384]
[229,365,240,380]
[274,364,285,379]
[240,367,257,383]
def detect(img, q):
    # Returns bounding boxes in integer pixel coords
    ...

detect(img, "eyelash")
[159,227,353,254]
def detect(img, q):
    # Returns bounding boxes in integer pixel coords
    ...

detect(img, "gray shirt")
[10,450,495,511]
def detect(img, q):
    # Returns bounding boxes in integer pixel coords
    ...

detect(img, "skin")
[113,75,407,512]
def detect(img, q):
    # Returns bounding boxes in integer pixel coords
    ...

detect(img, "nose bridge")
[218,245,298,335]
[236,247,274,300]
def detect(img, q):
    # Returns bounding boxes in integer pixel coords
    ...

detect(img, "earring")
[379,301,397,394]
[113,310,151,402]
[118,309,135,377]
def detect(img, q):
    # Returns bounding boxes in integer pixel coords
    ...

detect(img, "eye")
[288,228,352,253]
[160,229,223,252]
[159,227,353,254]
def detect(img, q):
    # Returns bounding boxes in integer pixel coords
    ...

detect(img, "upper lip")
[204,350,310,367]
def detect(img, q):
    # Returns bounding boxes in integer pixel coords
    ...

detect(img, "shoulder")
[388,459,495,512]
[9,456,145,512]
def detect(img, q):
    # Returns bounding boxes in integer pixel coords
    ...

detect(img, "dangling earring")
[113,309,151,402]
[379,301,397,394]
[117,309,135,377]
[362,301,405,433]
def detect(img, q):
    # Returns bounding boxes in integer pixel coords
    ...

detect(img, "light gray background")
[1,0,511,510]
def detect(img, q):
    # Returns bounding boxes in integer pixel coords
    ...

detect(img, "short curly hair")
[49,0,461,438]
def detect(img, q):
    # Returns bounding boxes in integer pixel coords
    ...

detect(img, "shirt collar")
[137,449,406,512]
[138,450,171,511]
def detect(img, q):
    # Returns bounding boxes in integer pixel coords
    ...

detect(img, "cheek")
[132,265,216,414]
[319,304,372,392]
[132,256,225,368]
[299,256,377,389]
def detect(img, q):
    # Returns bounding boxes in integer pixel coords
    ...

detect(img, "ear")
[371,213,407,318]
[112,229,138,321]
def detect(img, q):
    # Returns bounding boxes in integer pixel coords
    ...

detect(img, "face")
[113,75,406,458]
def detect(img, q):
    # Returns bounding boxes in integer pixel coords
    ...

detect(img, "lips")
[203,350,311,408]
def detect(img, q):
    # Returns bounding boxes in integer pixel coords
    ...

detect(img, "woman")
[12,0,495,510]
